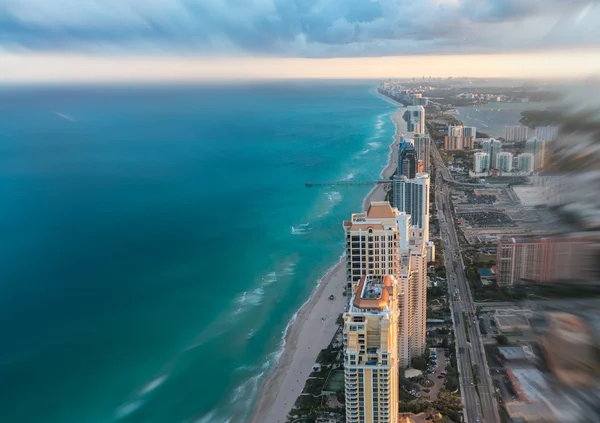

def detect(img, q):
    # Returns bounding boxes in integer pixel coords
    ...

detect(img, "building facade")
[404,106,425,134]
[444,135,475,151]
[343,202,402,293]
[534,126,558,141]
[399,142,417,179]
[392,173,430,247]
[496,236,600,287]
[496,152,513,172]
[482,138,503,168]
[473,152,490,173]
[517,153,535,173]
[504,126,529,142]
[413,134,430,173]
[525,138,547,170]
[344,275,399,423]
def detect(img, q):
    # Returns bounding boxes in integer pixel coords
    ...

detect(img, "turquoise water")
[0,82,397,423]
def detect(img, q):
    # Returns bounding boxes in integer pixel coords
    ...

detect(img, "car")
[437,375,444,379]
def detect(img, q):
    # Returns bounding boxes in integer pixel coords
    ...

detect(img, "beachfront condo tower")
[343,202,402,295]
[343,274,399,423]
[392,173,430,247]
[396,249,428,366]
[399,141,417,179]
[413,134,430,173]
[404,106,425,134]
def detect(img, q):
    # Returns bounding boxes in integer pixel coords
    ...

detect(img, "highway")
[432,142,501,423]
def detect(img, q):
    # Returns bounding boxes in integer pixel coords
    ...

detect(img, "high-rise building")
[343,202,402,292]
[517,153,535,173]
[496,236,599,287]
[462,126,477,138]
[496,152,513,172]
[447,125,462,137]
[504,126,529,142]
[392,173,430,247]
[444,135,475,151]
[413,134,430,173]
[404,106,425,134]
[482,138,503,168]
[448,125,476,138]
[343,274,399,423]
[396,248,428,366]
[534,126,559,141]
[525,138,547,170]
[399,141,417,179]
[473,152,490,173]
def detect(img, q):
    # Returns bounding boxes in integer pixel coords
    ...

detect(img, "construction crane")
[305,179,391,187]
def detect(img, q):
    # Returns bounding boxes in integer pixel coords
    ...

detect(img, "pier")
[305,180,390,187]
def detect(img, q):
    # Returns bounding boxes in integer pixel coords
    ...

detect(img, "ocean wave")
[114,400,144,419]
[291,225,308,235]
[359,148,370,155]
[246,329,256,339]
[325,191,342,205]
[139,374,168,395]
[262,271,277,285]
[368,141,382,149]
[280,262,296,276]
[340,172,355,181]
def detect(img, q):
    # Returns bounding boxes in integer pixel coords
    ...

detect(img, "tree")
[495,334,509,345]
[412,357,428,371]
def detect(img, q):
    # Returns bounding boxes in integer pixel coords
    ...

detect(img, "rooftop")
[352,275,394,311]
[366,201,396,219]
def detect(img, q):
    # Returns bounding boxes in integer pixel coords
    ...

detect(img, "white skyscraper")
[496,152,513,172]
[404,106,425,134]
[473,152,490,172]
[525,138,547,170]
[448,125,462,137]
[517,153,535,173]
[392,173,430,247]
[504,126,529,142]
[534,126,558,141]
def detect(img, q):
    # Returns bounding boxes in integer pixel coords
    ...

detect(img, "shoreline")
[250,97,404,423]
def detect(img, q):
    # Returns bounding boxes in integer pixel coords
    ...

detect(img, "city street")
[432,142,501,423]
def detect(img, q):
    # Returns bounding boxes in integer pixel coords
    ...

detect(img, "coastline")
[363,107,406,210]
[250,98,405,423]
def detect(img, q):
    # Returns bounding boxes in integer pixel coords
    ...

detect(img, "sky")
[0,0,599,81]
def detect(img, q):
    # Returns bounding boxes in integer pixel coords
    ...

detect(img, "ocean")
[0,82,397,423]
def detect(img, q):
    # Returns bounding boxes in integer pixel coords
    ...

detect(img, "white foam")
[359,148,370,155]
[326,191,342,205]
[280,263,296,276]
[291,226,306,235]
[140,375,168,395]
[368,141,382,148]
[246,329,256,339]
[245,287,264,306]
[262,271,278,285]
[340,172,355,181]
[115,400,144,419]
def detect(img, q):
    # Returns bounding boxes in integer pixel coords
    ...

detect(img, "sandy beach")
[251,103,406,423]
[363,107,407,209]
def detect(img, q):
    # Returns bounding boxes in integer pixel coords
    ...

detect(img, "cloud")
[0,0,597,57]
